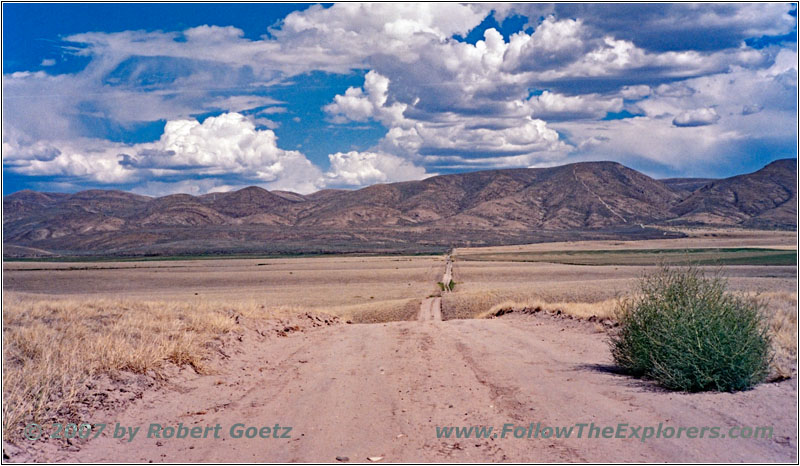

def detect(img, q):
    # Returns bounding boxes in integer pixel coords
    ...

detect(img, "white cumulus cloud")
[4,113,326,194]
[324,151,428,187]
[672,108,721,127]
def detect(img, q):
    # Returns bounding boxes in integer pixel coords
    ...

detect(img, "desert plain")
[2,229,797,462]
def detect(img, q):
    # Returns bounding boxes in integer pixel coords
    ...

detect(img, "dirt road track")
[416,255,448,321]
[441,255,453,291]
[56,313,795,463]
[417,297,442,321]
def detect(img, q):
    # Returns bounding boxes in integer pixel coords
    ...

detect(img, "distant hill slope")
[291,162,682,230]
[3,159,796,257]
[668,159,797,229]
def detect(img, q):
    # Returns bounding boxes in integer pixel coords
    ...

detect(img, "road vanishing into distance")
[54,256,795,463]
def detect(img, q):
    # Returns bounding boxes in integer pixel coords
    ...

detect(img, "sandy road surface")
[416,257,448,321]
[417,297,442,322]
[50,313,795,463]
[416,257,450,322]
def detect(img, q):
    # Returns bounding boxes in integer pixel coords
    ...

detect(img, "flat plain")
[3,229,797,462]
[447,230,797,376]
[449,230,796,313]
[3,255,444,322]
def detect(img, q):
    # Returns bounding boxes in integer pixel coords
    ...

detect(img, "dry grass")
[2,256,443,302]
[477,298,618,320]
[326,298,422,324]
[3,256,443,322]
[442,288,623,321]
[1,293,303,437]
[2,256,443,436]
[441,261,640,320]
[752,291,797,379]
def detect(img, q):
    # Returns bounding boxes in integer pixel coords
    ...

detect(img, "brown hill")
[669,159,796,229]
[61,189,151,215]
[3,159,796,257]
[436,162,682,230]
[200,186,298,218]
[3,190,66,222]
[3,190,148,242]
[136,194,231,226]
[295,162,681,230]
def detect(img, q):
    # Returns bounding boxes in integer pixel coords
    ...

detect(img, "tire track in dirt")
[440,315,796,462]
[54,315,797,463]
[417,255,450,322]
[417,297,442,322]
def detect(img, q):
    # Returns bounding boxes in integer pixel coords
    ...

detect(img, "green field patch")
[457,248,797,266]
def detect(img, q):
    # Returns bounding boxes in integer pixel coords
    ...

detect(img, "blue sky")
[2,3,797,195]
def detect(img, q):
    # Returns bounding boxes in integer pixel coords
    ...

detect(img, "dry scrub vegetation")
[331,298,421,324]
[2,256,443,436]
[453,229,797,254]
[2,256,444,306]
[3,256,442,324]
[445,260,797,380]
[3,249,794,437]
[758,291,798,379]
[2,291,430,436]
[441,261,641,320]
[2,293,308,437]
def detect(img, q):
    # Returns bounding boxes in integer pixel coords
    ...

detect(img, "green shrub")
[610,265,772,392]
[448,279,456,291]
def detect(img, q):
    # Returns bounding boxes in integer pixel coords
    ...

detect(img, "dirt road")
[416,257,450,322]
[49,312,795,463]
[19,255,796,463]
[417,297,442,322]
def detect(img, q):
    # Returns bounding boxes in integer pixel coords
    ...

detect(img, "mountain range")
[3,158,796,258]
